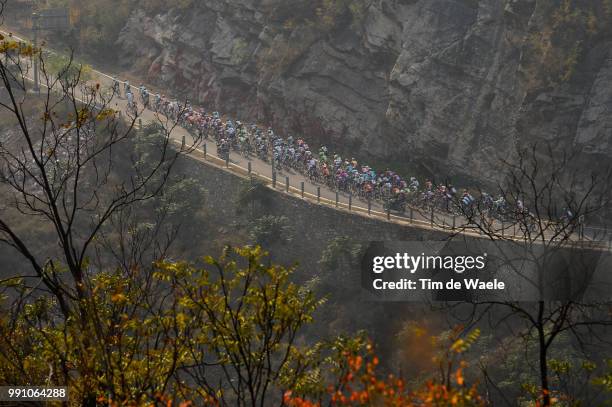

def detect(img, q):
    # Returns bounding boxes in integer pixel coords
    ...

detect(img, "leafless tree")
[0,30,201,403]
[437,143,612,406]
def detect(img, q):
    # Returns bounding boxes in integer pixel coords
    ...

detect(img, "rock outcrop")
[116,0,612,183]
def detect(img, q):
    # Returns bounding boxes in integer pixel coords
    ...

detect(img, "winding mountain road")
[3,28,610,250]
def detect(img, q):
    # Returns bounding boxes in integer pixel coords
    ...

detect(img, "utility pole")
[32,12,40,93]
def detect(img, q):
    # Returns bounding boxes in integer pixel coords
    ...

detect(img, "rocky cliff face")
[116,0,612,183]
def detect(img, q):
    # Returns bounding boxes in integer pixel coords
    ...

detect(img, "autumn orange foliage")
[283,342,484,407]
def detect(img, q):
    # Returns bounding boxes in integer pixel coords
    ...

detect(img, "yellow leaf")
[111,293,127,303]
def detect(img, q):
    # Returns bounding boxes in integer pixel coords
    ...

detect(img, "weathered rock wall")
[116,0,612,183]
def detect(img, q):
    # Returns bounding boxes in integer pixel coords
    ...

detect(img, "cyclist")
[409,177,419,191]
[307,157,317,176]
[319,146,328,162]
[154,93,161,111]
[425,179,433,191]
[126,90,134,110]
[461,190,474,208]
[561,207,573,223]
[142,89,150,108]
[112,77,120,96]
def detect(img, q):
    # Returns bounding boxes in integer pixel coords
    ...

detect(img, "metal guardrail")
[169,138,612,251]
